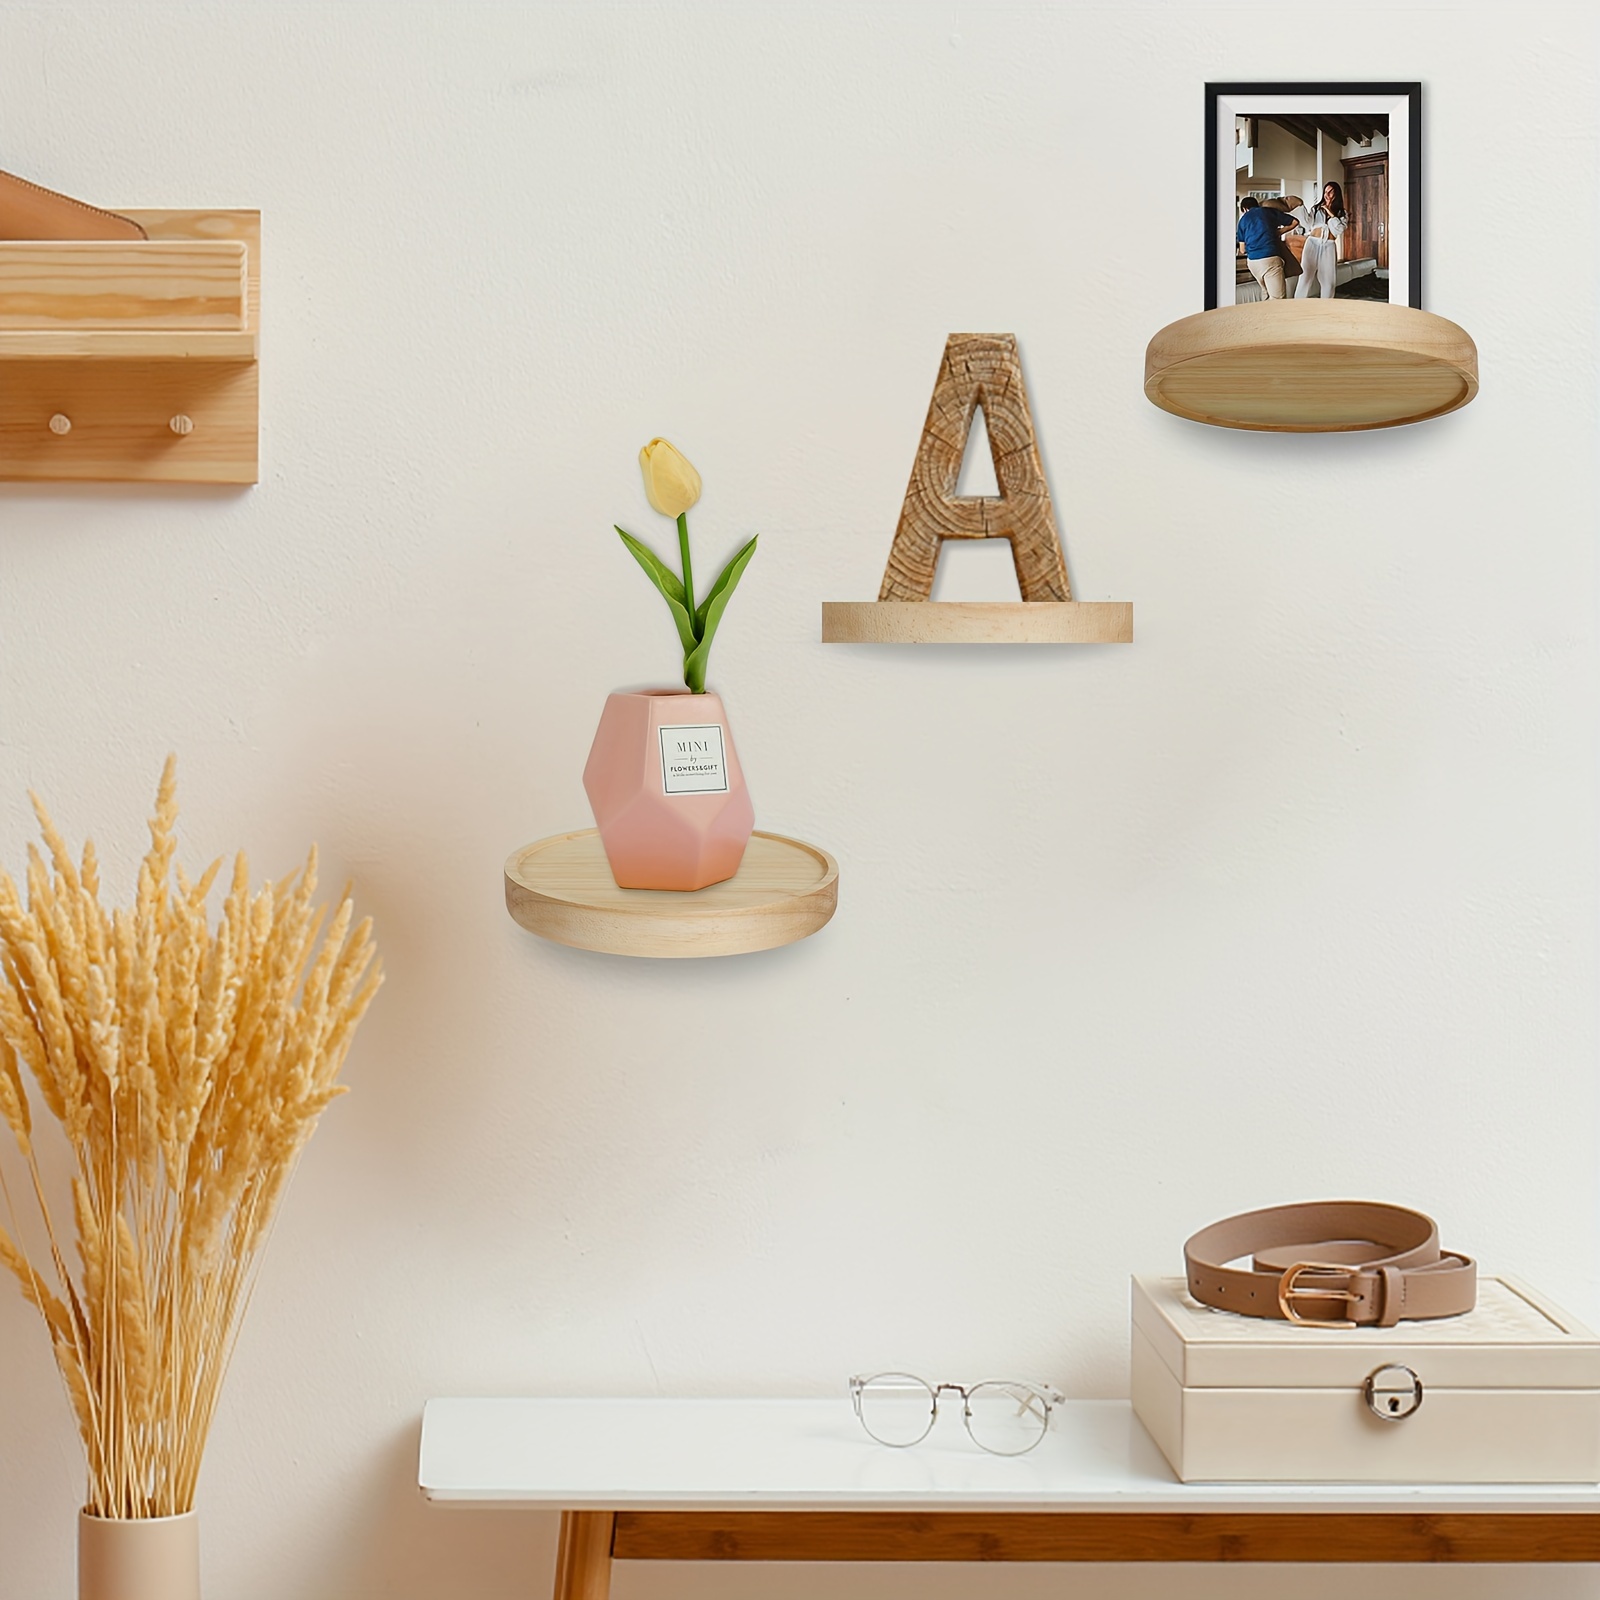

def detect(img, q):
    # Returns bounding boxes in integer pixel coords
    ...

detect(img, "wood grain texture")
[0,239,245,329]
[0,211,258,360]
[880,333,1070,603]
[612,1510,1600,1563]
[0,209,258,482]
[822,600,1132,645]
[553,1512,614,1600]
[1144,302,1478,432]
[0,359,257,483]
[0,329,256,359]
[132,211,259,331]
[504,830,838,958]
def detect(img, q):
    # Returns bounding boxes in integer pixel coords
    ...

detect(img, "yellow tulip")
[638,437,702,518]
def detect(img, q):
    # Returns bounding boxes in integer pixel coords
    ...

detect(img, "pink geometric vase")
[583,689,755,890]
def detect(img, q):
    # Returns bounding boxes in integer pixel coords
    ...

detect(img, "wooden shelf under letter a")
[822,599,1132,644]
[821,333,1131,646]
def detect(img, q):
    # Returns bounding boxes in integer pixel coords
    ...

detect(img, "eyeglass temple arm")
[1010,1385,1066,1423]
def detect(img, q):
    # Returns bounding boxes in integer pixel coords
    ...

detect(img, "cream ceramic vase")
[79,1510,200,1600]
[583,689,754,890]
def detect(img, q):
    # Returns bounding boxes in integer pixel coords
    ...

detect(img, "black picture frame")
[1205,83,1422,310]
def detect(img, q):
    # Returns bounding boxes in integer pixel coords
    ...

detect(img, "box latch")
[1364,1363,1424,1421]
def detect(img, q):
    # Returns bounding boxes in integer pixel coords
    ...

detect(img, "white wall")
[0,3,1596,1596]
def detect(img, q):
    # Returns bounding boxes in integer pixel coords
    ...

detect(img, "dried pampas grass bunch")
[0,758,381,1518]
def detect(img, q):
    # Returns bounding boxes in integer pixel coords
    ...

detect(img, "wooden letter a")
[878,333,1070,603]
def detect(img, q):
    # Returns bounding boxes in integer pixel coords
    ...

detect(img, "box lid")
[1132,1275,1600,1390]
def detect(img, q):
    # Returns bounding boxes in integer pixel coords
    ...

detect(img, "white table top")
[418,1398,1600,1514]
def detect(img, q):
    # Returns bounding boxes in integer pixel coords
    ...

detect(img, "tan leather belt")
[0,168,146,241]
[1184,1202,1476,1327]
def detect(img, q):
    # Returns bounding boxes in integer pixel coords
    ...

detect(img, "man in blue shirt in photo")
[1236,195,1299,300]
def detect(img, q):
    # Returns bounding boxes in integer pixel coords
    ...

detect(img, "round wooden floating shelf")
[821,600,1133,645]
[504,829,838,958]
[1144,301,1478,432]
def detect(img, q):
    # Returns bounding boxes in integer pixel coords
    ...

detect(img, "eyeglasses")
[849,1372,1065,1456]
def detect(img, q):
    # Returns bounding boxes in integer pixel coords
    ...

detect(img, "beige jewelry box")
[1131,1274,1600,1483]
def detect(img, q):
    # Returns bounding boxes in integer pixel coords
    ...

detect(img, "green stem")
[677,511,699,690]
[676,512,695,621]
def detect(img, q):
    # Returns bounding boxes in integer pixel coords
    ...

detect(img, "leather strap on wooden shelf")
[0,168,146,240]
[1184,1201,1476,1327]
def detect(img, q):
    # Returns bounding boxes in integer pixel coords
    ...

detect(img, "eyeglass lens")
[854,1374,937,1447]
[963,1381,1051,1455]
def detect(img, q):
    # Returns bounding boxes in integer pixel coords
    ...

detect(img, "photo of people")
[1232,112,1390,304]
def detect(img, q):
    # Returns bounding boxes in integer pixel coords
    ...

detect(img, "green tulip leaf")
[684,535,758,693]
[616,525,687,606]
[616,526,698,659]
[692,535,758,636]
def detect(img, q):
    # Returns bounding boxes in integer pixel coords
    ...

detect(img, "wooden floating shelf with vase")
[1144,301,1477,433]
[504,829,838,958]
[0,208,259,482]
[822,333,1132,648]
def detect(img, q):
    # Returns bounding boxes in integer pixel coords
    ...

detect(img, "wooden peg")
[48,413,71,435]
[879,333,1070,603]
[168,414,194,436]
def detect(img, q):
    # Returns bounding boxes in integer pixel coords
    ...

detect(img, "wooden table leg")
[553,1511,615,1600]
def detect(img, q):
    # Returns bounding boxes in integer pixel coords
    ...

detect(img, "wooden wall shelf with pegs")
[504,830,838,958]
[0,209,259,483]
[1144,301,1478,433]
[821,333,1132,647]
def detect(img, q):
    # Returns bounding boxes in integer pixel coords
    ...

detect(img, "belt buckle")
[1277,1262,1360,1328]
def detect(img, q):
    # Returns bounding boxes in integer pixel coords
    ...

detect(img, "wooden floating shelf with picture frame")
[504,829,838,958]
[1146,81,1480,433]
[821,333,1133,648]
[0,208,259,483]
[1145,300,1478,433]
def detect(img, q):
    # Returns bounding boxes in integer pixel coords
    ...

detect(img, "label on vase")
[659,723,729,795]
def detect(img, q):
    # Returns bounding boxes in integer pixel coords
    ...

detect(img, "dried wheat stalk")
[0,758,382,1517]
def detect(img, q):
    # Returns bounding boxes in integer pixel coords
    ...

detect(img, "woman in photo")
[1293,180,1347,299]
